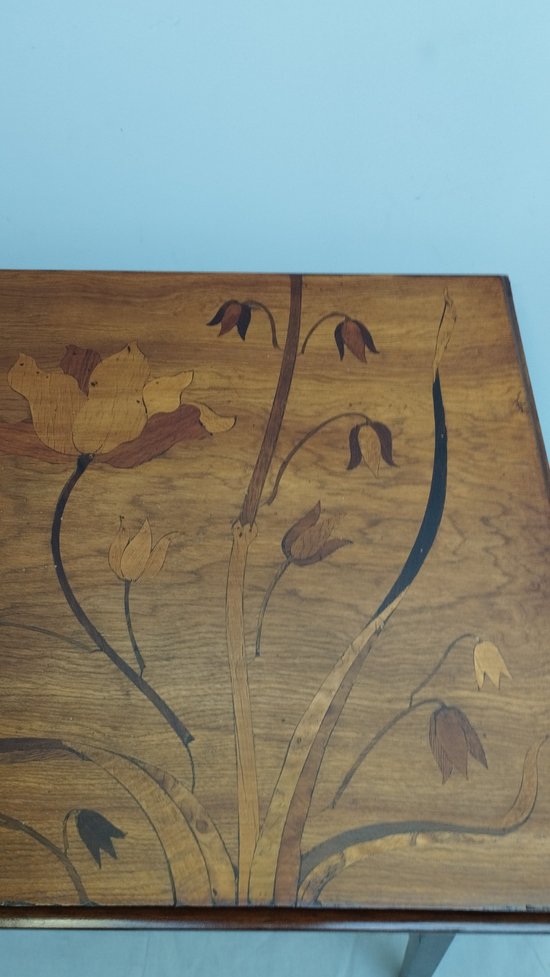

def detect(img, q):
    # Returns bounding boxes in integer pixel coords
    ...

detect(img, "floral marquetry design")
[1,342,232,468]
[0,272,547,916]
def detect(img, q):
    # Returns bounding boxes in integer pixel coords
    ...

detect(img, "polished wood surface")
[0,272,548,916]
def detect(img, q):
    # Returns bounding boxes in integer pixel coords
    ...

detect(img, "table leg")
[397,932,455,977]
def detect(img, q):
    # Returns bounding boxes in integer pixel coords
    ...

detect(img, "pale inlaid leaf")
[120,519,153,581]
[474,640,512,690]
[195,402,236,433]
[142,370,194,417]
[358,425,382,476]
[136,758,236,904]
[8,354,85,456]
[72,342,150,454]
[499,737,548,829]
[433,290,457,378]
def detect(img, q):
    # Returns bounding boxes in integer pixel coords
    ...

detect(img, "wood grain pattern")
[0,271,548,920]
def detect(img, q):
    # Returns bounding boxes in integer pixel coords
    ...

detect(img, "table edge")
[1,907,550,933]
[0,273,548,933]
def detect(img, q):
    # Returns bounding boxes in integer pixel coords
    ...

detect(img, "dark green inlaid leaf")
[0,737,82,763]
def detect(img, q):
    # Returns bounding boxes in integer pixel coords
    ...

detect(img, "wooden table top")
[0,271,548,925]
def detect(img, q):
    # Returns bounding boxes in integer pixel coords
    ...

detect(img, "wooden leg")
[397,932,455,977]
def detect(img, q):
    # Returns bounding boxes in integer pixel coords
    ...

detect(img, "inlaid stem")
[332,633,479,807]
[226,274,303,903]
[0,810,90,905]
[262,411,370,507]
[245,300,280,350]
[255,560,291,657]
[123,580,146,677]
[300,311,349,355]
[331,698,445,809]
[51,455,195,783]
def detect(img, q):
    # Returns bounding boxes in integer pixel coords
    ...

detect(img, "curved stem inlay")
[123,580,146,677]
[300,738,548,903]
[331,697,445,809]
[0,810,90,905]
[50,454,195,784]
[300,311,349,355]
[250,298,452,905]
[245,300,280,350]
[332,632,479,808]
[262,411,370,507]
[255,559,291,658]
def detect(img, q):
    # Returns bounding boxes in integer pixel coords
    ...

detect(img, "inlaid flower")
[207,301,252,340]
[74,809,126,867]
[473,640,511,691]
[108,517,178,582]
[334,317,378,363]
[0,342,235,468]
[429,705,488,783]
[281,501,351,567]
[347,420,396,475]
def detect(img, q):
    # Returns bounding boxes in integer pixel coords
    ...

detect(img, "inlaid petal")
[8,354,85,456]
[140,532,180,580]
[108,517,130,579]
[72,342,150,454]
[142,370,194,417]
[290,518,334,563]
[474,640,511,690]
[59,345,102,394]
[359,425,382,476]
[195,403,236,433]
[120,519,153,581]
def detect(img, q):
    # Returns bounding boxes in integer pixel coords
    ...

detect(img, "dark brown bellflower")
[429,705,488,783]
[282,501,351,567]
[334,317,378,362]
[207,300,252,340]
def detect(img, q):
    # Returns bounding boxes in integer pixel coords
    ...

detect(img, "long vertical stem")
[226,274,303,903]
[51,455,195,769]
[240,276,303,527]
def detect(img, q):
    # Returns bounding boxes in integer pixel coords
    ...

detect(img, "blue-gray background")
[0,1,548,974]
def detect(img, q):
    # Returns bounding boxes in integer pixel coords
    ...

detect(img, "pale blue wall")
[0,2,548,973]
[0,0,548,440]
